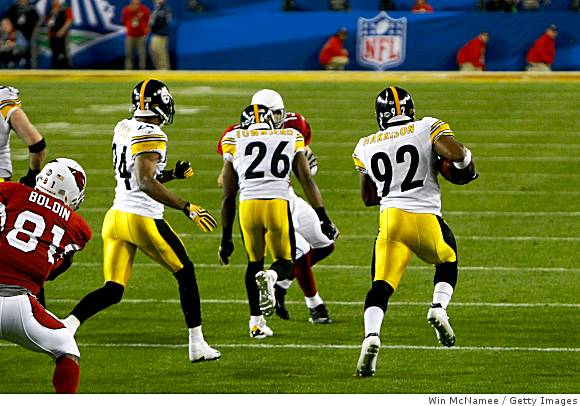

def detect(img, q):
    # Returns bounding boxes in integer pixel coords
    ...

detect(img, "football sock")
[246,261,264,316]
[432,282,454,309]
[70,281,124,323]
[364,306,384,337]
[250,315,263,326]
[293,251,318,297]
[62,315,81,335]
[189,326,204,343]
[276,279,292,290]
[173,263,202,328]
[311,244,335,266]
[53,356,79,394]
[305,293,323,309]
[270,259,292,280]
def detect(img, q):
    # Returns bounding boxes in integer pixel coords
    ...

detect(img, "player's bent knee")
[364,280,394,312]
[173,261,197,286]
[434,261,458,288]
[270,259,293,280]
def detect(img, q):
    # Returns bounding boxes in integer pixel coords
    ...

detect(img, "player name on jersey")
[232,128,297,138]
[363,123,415,145]
[29,191,71,221]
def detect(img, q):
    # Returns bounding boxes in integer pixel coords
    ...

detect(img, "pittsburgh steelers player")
[62,79,220,363]
[218,104,338,338]
[353,86,478,377]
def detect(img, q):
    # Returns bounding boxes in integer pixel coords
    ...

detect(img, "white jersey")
[352,117,455,216]
[110,118,168,219]
[221,127,305,201]
[0,86,22,178]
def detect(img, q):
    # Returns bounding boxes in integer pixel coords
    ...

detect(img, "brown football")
[437,157,476,185]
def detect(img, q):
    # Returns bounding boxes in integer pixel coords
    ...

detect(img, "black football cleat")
[308,303,333,324]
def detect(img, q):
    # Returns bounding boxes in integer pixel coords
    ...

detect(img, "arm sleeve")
[221,132,236,161]
[131,131,168,158]
[352,141,367,174]
[430,119,455,144]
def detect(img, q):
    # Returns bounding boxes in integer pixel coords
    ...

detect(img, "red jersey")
[121,4,151,37]
[526,34,556,65]
[0,182,91,294]
[457,37,487,69]
[319,36,348,65]
[217,112,313,155]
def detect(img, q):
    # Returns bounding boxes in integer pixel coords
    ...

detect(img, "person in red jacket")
[121,0,150,70]
[411,0,434,12]
[319,27,349,70]
[526,25,558,71]
[456,32,489,71]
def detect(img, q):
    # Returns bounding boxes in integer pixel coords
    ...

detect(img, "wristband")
[28,138,46,153]
[453,147,472,169]
[314,207,330,223]
[182,202,190,216]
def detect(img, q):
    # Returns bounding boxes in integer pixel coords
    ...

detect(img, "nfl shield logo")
[357,12,407,70]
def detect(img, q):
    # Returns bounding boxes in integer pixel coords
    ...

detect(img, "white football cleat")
[427,305,456,347]
[255,270,277,317]
[189,340,221,363]
[356,333,380,377]
[249,316,274,339]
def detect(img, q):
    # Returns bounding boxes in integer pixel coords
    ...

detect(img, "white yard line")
[0,342,577,353]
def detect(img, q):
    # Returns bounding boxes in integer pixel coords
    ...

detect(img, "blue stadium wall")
[1,0,578,70]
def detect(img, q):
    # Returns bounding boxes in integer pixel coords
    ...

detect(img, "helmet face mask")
[375,86,415,130]
[131,79,175,125]
[240,104,275,130]
[251,89,285,129]
[35,158,87,211]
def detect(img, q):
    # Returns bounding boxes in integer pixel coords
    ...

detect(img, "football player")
[0,158,91,393]
[353,86,478,377]
[217,89,338,324]
[218,104,338,338]
[62,79,220,363]
[0,85,47,186]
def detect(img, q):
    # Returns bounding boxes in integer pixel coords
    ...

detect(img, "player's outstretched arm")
[293,151,339,240]
[10,108,46,186]
[219,161,238,265]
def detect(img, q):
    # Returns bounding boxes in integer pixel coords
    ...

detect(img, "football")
[437,156,477,185]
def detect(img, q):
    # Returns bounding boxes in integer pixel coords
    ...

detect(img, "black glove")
[218,228,234,265]
[314,207,340,241]
[174,160,194,179]
[19,168,40,188]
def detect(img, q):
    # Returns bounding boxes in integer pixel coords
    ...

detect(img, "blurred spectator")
[411,0,434,12]
[485,0,518,11]
[121,0,150,70]
[149,0,171,70]
[329,0,350,11]
[0,17,27,68]
[4,0,39,68]
[526,25,557,71]
[319,27,349,70]
[46,0,72,69]
[380,0,396,9]
[187,0,205,11]
[283,0,295,10]
[572,0,579,11]
[457,32,489,71]
[520,0,550,10]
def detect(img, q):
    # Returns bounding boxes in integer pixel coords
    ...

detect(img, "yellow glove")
[183,203,217,232]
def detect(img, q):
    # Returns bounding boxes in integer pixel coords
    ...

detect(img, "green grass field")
[0,72,578,394]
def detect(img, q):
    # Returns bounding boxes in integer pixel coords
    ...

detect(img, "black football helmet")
[131,79,175,125]
[375,86,415,130]
[240,104,275,130]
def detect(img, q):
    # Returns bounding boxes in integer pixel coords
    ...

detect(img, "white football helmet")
[35,158,87,211]
[251,89,286,129]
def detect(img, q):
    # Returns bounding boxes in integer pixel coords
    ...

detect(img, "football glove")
[19,168,40,188]
[174,160,194,179]
[314,207,340,241]
[304,148,318,176]
[183,203,217,232]
[218,239,234,265]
